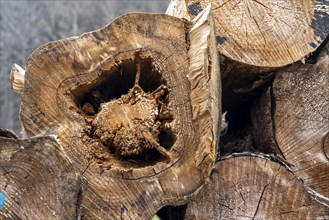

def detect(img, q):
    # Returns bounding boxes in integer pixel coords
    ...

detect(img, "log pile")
[1,0,328,219]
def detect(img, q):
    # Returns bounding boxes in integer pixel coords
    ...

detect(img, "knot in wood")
[92,85,165,156]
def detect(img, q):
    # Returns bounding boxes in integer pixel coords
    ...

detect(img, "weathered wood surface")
[11,10,220,219]
[167,0,328,68]
[0,136,78,220]
[185,156,329,219]
[167,0,329,111]
[272,44,329,198]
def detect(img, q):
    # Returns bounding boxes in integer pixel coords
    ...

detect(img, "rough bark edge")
[10,63,25,94]
[188,4,221,171]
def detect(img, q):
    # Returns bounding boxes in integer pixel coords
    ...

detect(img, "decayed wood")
[167,0,329,68]
[10,63,25,94]
[0,136,78,220]
[16,10,220,219]
[272,44,329,198]
[185,156,329,219]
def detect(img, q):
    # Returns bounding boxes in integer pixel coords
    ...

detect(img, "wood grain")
[185,156,329,219]
[16,11,220,219]
[272,44,329,198]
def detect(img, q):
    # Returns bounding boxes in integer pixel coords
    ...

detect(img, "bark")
[272,44,329,198]
[185,155,329,219]
[0,136,78,220]
[10,10,220,219]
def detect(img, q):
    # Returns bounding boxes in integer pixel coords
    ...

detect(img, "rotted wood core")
[68,54,175,167]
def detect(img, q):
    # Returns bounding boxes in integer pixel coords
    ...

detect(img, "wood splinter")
[10,63,25,94]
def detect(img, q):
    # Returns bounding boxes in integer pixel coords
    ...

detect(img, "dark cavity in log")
[69,54,176,167]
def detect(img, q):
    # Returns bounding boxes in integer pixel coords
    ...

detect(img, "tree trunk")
[167,0,328,68]
[185,155,329,219]
[1,1,329,219]
[167,0,329,110]
[0,136,78,220]
[272,44,329,198]
[2,9,221,220]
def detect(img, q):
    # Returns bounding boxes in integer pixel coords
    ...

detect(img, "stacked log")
[1,0,328,219]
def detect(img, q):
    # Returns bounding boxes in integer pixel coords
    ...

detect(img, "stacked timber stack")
[1,0,328,219]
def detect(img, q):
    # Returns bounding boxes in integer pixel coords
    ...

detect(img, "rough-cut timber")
[0,137,78,220]
[185,156,329,219]
[167,0,329,68]
[167,0,329,111]
[15,10,220,219]
[10,63,25,94]
[272,44,329,198]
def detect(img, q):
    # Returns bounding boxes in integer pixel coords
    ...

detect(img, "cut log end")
[167,0,329,67]
[16,10,220,219]
[273,44,329,197]
[185,156,329,219]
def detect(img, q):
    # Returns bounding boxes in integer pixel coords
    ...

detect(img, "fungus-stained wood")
[185,156,329,219]
[17,11,220,219]
[167,0,329,68]
[0,137,78,220]
[272,44,329,198]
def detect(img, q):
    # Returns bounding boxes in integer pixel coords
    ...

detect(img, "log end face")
[182,0,329,68]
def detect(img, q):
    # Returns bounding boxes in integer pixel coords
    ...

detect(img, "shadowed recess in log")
[0,137,78,220]
[218,86,283,159]
[69,54,175,167]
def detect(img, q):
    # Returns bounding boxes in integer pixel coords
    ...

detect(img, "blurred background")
[0,0,170,136]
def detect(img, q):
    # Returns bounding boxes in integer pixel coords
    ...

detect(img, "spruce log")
[185,156,329,219]
[272,44,329,198]
[14,10,220,219]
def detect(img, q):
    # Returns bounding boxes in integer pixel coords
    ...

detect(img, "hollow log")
[8,9,220,219]
[185,155,329,219]
[0,136,78,219]
[272,44,329,198]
